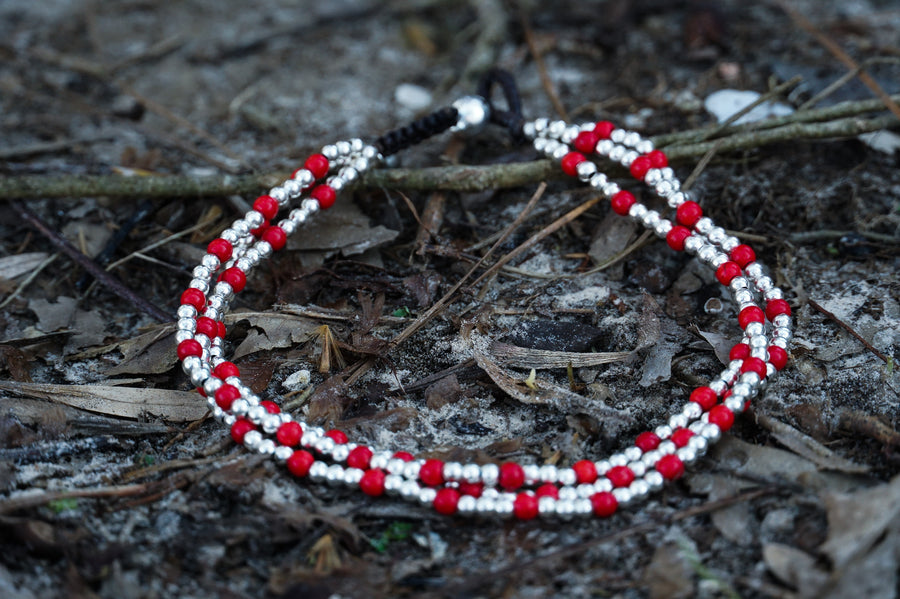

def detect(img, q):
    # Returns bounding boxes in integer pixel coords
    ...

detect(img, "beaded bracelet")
[172,77,792,521]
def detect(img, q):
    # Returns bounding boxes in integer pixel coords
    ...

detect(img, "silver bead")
[481,463,499,487]
[282,179,302,199]
[594,460,610,475]
[735,289,754,305]
[695,217,713,235]
[279,220,297,235]
[235,258,252,272]
[682,402,703,420]
[750,347,769,361]
[628,461,646,478]
[773,314,791,328]
[656,180,675,197]
[203,377,223,395]
[559,486,577,501]
[595,139,614,156]
[688,435,708,455]
[402,461,421,480]
[231,398,249,416]
[177,317,196,332]
[268,187,288,203]
[443,462,463,481]
[654,425,673,440]
[384,474,403,495]
[641,449,661,468]
[189,278,209,295]
[533,118,549,132]
[659,440,676,455]
[745,322,765,337]
[697,244,718,264]
[557,468,577,486]
[321,144,338,159]
[548,120,566,137]
[764,288,783,301]
[533,137,549,153]
[628,203,648,221]
[476,496,497,514]
[577,484,596,498]
[189,367,210,387]
[293,169,315,187]
[339,166,358,182]
[176,304,198,319]
[192,265,211,281]
[654,219,673,237]
[243,430,262,451]
[370,452,389,470]
[335,140,351,156]
[594,478,613,493]
[400,479,419,498]
[701,423,721,442]
[332,444,350,463]
[641,209,661,229]
[724,396,746,413]
[710,254,728,268]
[345,468,364,486]
[645,470,664,491]
[576,160,597,181]
[612,487,633,505]
[201,253,220,271]
[551,145,569,160]
[523,121,537,138]
[556,499,575,518]
[684,236,704,254]
[721,236,740,252]
[621,150,639,166]
[636,140,654,153]
[308,461,328,482]
[255,241,272,259]
[419,487,437,506]
[745,262,764,279]
[630,479,650,499]
[730,276,749,291]
[608,453,628,467]
[608,145,625,162]
[275,445,293,462]
[462,463,481,483]
[539,464,558,484]
[221,228,239,244]
[676,446,697,464]
[523,464,540,484]
[245,210,265,229]
[561,125,580,143]
[770,337,788,349]
[668,192,686,208]
[624,446,642,462]
[610,128,626,143]
[709,380,727,395]
[623,131,641,147]
[601,182,620,197]
[538,496,556,516]
[457,495,477,514]
[645,169,662,186]
[708,227,727,245]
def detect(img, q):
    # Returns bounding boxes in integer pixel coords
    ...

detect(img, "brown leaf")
[231,311,322,361]
[489,341,630,370]
[424,374,462,410]
[0,345,32,382]
[306,376,349,425]
[0,381,206,422]
[762,543,829,592]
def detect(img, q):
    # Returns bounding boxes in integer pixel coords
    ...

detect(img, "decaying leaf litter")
[1,0,900,597]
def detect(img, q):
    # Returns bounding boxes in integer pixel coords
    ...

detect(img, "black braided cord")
[373,107,459,157]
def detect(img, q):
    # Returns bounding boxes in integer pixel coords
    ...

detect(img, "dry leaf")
[0,381,206,422]
[756,412,869,473]
[231,312,321,360]
[762,543,829,592]
[0,252,50,280]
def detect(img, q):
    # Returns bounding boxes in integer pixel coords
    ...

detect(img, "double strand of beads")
[173,96,792,521]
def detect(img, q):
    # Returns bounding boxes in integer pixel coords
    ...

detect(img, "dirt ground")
[1,1,900,597]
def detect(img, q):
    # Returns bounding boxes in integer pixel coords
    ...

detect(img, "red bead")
[535,483,559,499]
[690,386,718,411]
[572,460,598,484]
[561,151,586,177]
[670,428,694,448]
[304,153,330,179]
[311,184,336,210]
[180,288,206,311]
[260,400,280,414]
[676,201,703,227]
[253,195,279,221]
[359,468,386,496]
[217,321,227,339]
[215,384,241,410]
[347,446,374,469]
[610,190,636,216]
[325,429,348,444]
[738,306,765,329]
[221,267,246,292]
[176,339,203,360]
[768,345,789,371]
[513,493,539,520]
[647,149,668,168]
[433,488,460,515]
[708,405,735,431]
[574,130,600,153]
[593,121,615,139]
[499,462,526,491]
[276,421,303,447]
[590,491,618,517]
[666,226,692,251]
[656,454,685,480]
[715,261,742,286]
[635,431,661,452]
[195,317,218,338]
[419,459,445,486]
[606,465,635,488]
[392,451,415,462]
[729,343,751,361]
[262,226,287,251]
[206,238,233,262]
[214,361,240,379]
[629,155,652,180]
[458,482,484,498]
[765,299,792,321]
[286,450,314,477]
[230,419,256,444]
[741,357,768,379]
[730,244,756,268]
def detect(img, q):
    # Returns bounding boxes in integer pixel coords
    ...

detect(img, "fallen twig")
[808,297,892,363]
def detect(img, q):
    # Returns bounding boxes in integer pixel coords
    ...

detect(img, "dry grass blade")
[489,341,631,370]
[312,324,345,373]
[0,381,207,422]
